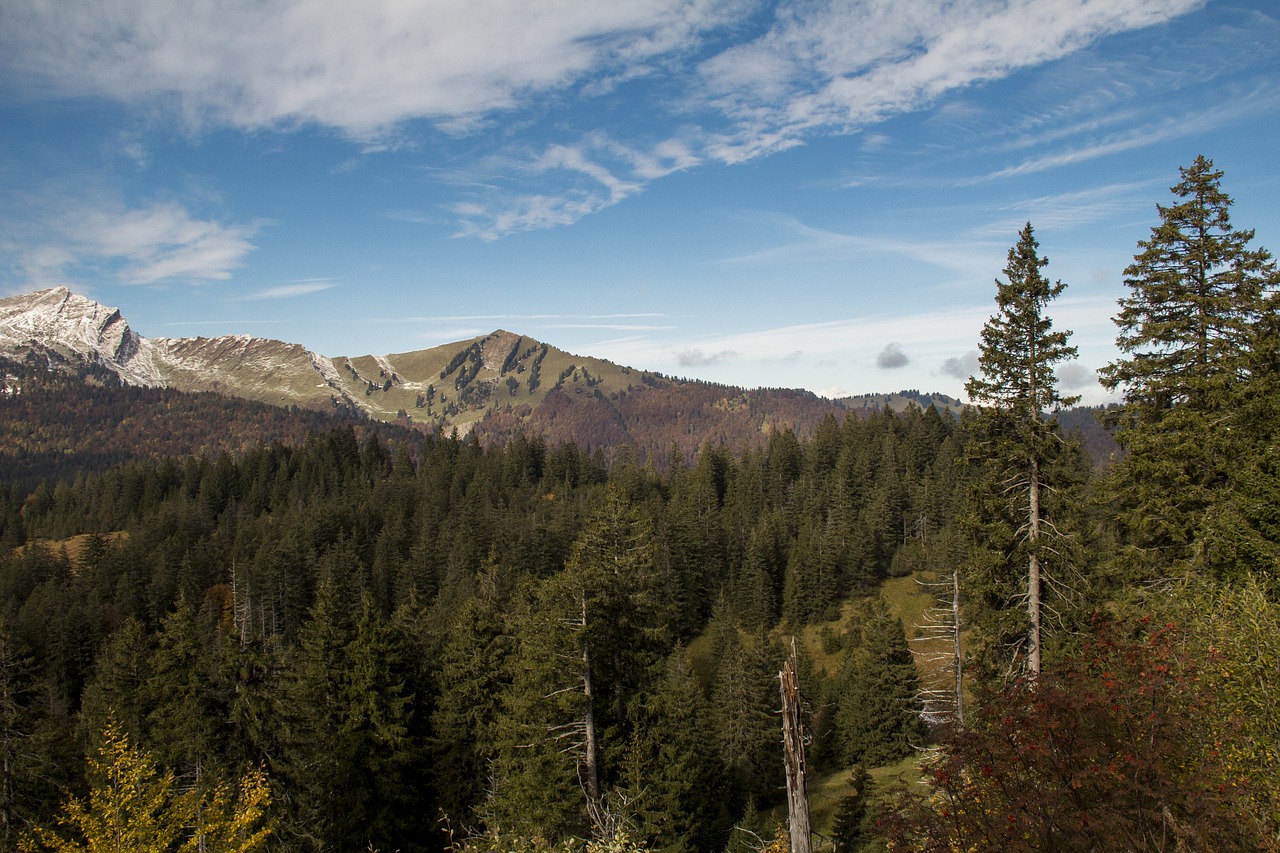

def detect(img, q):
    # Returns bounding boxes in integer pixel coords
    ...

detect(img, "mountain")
[2,287,1118,468]
[0,287,334,406]
[0,287,845,458]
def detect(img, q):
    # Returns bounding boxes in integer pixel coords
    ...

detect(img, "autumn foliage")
[878,617,1267,852]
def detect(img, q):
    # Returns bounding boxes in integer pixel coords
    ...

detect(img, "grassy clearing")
[16,531,126,562]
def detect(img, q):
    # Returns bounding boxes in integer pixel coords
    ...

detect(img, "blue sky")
[2,0,1277,404]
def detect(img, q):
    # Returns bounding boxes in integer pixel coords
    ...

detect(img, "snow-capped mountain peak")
[0,286,145,378]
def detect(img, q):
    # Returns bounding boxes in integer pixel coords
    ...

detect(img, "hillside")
[0,352,422,494]
[1,287,976,464]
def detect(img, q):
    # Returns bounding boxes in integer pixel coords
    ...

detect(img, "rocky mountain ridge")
[1,286,1114,466]
[0,287,687,436]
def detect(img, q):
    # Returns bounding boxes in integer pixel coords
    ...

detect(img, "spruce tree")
[830,764,871,853]
[431,563,513,823]
[142,597,227,786]
[486,490,668,841]
[708,629,779,808]
[965,223,1078,675]
[621,646,725,853]
[1100,156,1280,576]
[834,600,925,767]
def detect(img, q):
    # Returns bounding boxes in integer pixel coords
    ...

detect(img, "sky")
[1,1,1278,405]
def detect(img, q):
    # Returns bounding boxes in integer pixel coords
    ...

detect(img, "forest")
[0,155,1277,853]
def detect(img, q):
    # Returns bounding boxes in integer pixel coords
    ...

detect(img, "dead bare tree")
[779,638,811,853]
[912,570,964,729]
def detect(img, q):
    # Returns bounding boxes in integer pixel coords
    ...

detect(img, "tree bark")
[1028,455,1042,677]
[953,568,965,729]
[581,599,600,804]
[780,639,812,853]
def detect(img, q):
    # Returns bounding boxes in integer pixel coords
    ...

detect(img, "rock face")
[0,287,850,455]
[0,287,149,381]
[0,287,346,409]
[0,287,666,430]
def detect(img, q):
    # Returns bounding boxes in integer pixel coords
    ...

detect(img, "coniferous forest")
[2,157,1278,852]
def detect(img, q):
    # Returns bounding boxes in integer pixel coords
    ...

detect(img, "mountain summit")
[1,287,350,408]
[0,287,679,435]
[0,287,149,381]
[1,287,970,459]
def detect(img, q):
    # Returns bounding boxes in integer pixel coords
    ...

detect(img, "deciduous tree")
[21,721,270,853]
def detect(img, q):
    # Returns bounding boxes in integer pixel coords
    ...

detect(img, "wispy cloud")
[591,293,1118,377]
[678,348,741,367]
[83,204,257,284]
[24,201,260,285]
[375,312,667,323]
[243,280,335,300]
[452,134,692,238]
[0,1,736,137]
[968,179,1163,237]
[0,0,1210,240]
[550,323,677,331]
[718,213,998,277]
[695,0,1204,162]
[973,108,1254,184]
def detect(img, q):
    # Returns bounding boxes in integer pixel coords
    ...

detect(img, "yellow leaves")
[183,768,272,853]
[20,721,272,853]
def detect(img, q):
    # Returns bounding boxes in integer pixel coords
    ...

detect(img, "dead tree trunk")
[579,598,600,805]
[952,568,964,729]
[779,638,812,853]
[1028,454,1042,677]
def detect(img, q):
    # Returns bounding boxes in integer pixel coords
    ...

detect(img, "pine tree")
[486,490,669,841]
[834,599,925,767]
[620,647,725,853]
[965,223,1078,675]
[1100,155,1280,576]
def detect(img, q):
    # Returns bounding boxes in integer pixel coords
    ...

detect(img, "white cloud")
[696,0,1204,163]
[70,203,259,283]
[3,195,258,288]
[0,0,1212,240]
[244,281,335,300]
[0,0,737,137]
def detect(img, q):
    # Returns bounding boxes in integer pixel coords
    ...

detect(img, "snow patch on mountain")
[0,286,160,384]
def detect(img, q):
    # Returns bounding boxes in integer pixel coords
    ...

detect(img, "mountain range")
[0,287,971,454]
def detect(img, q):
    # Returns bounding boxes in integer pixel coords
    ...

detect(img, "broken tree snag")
[780,637,812,853]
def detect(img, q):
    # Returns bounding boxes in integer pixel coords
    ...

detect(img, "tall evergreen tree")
[0,622,75,849]
[486,490,669,841]
[1100,155,1280,577]
[621,646,726,853]
[142,597,228,795]
[834,599,925,767]
[708,629,779,809]
[431,562,514,823]
[965,223,1078,675]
